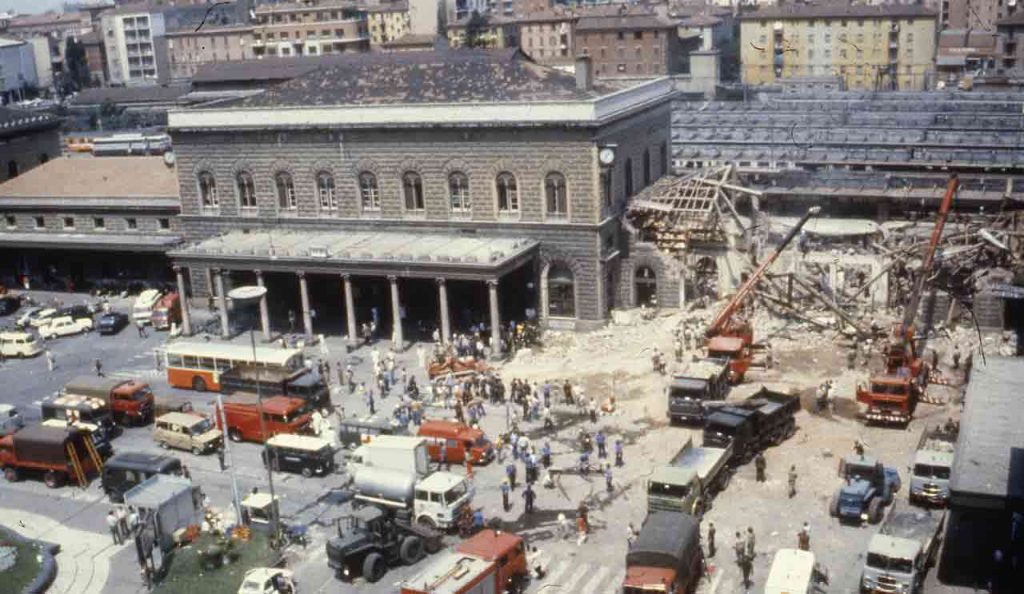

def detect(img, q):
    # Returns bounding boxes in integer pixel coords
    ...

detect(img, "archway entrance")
[635,265,657,307]
[547,263,576,318]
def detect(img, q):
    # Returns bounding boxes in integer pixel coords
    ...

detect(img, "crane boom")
[705,206,821,339]
[900,175,960,336]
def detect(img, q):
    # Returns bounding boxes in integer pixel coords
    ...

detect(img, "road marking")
[543,559,572,587]
[558,563,591,591]
[575,564,612,593]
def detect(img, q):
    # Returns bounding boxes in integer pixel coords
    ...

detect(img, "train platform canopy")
[170,230,538,281]
[950,356,1024,511]
[0,231,181,251]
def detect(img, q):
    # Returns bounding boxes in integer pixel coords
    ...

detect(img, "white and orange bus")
[164,342,304,393]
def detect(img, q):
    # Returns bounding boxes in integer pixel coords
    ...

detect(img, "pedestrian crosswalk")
[534,558,624,594]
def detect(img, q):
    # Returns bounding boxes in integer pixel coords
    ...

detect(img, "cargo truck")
[400,530,528,594]
[217,394,312,443]
[647,436,732,515]
[350,435,430,476]
[702,387,799,464]
[623,511,704,594]
[63,375,155,426]
[908,425,956,507]
[666,357,731,424]
[350,465,474,531]
[0,424,102,488]
[860,502,945,594]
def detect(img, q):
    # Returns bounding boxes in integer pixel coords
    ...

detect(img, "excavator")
[857,175,960,426]
[703,206,821,383]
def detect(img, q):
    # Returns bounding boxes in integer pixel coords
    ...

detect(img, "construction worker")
[614,438,624,467]
[788,465,798,498]
[755,452,767,482]
[797,522,810,551]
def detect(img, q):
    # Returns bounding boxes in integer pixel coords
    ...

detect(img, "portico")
[170,229,538,352]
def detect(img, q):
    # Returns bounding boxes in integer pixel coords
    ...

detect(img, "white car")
[27,308,58,328]
[237,568,294,594]
[39,315,93,339]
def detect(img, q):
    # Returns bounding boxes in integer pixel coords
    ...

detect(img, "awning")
[170,230,538,281]
[0,232,182,252]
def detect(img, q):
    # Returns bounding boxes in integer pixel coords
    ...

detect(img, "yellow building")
[740,4,938,91]
[447,15,519,49]
[366,2,411,46]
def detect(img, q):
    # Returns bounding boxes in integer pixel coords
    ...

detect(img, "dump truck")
[63,375,155,426]
[350,435,430,476]
[702,387,799,464]
[909,425,957,507]
[830,455,901,524]
[327,505,441,583]
[350,465,474,531]
[666,357,731,424]
[0,424,102,488]
[860,502,945,594]
[400,529,528,594]
[623,511,704,594]
[647,436,732,516]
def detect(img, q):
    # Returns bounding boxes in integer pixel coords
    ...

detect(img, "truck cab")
[0,404,24,437]
[909,426,956,507]
[860,505,944,594]
[623,511,703,594]
[413,471,474,529]
[766,549,828,594]
[706,336,751,384]
[327,506,427,583]
[703,408,753,457]
[263,433,335,478]
[666,357,730,424]
[40,394,116,451]
[64,376,154,426]
[218,395,312,443]
[857,375,920,425]
[418,419,494,465]
[830,455,901,524]
[399,530,528,594]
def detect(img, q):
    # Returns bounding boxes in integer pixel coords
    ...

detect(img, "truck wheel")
[362,552,385,583]
[191,446,203,456]
[423,536,442,554]
[417,516,437,531]
[868,498,884,524]
[191,376,207,392]
[301,467,313,478]
[44,470,65,489]
[829,493,840,517]
[400,536,424,564]
[3,467,19,482]
[229,428,242,443]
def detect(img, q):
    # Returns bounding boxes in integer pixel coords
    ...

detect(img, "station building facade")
[166,50,676,346]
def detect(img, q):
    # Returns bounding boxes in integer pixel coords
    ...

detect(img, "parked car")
[39,316,94,339]
[97,312,130,335]
[0,331,43,358]
[238,568,295,594]
[57,305,93,320]
[26,308,59,329]
[0,295,21,316]
[15,307,46,328]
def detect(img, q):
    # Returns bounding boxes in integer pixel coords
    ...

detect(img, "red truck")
[217,394,312,443]
[63,376,155,426]
[0,424,101,488]
[400,529,528,594]
[417,419,494,465]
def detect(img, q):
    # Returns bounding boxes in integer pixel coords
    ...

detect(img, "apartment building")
[447,15,519,48]
[0,38,38,102]
[575,8,683,79]
[252,0,369,58]
[739,4,938,91]
[942,0,1023,30]
[164,25,256,81]
[517,10,576,68]
[366,2,411,46]
[101,7,166,85]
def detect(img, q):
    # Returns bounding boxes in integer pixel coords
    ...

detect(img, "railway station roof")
[170,230,538,281]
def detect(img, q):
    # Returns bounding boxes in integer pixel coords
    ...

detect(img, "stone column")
[174,266,192,336]
[214,268,229,338]
[342,274,357,345]
[298,271,313,339]
[488,279,502,356]
[436,277,451,344]
[388,275,404,348]
[254,269,271,341]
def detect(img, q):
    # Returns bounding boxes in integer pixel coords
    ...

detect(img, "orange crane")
[703,206,820,383]
[857,175,959,425]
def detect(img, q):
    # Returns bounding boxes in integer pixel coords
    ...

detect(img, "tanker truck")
[350,466,474,531]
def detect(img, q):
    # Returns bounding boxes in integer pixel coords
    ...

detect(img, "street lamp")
[227,285,280,543]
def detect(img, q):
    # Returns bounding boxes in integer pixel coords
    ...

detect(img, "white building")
[0,38,38,102]
[26,37,55,92]
[101,8,165,86]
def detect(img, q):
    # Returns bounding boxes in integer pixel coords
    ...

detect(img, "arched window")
[316,171,336,211]
[624,158,634,197]
[643,148,651,187]
[402,171,424,211]
[448,171,470,213]
[275,171,296,210]
[548,264,575,317]
[544,172,567,217]
[236,172,256,210]
[6,160,18,179]
[635,265,657,307]
[197,171,218,208]
[496,172,519,213]
[359,172,380,211]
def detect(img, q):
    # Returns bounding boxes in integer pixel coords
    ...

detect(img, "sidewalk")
[3,508,124,594]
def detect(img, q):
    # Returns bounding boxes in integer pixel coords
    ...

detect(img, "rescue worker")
[595,430,607,459]
[755,452,767,482]
[788,465,798,498]
[541,441,552,468]
[734,532,750,588]
[746,527,756,560]
[506,462,517,490]
[501,478,511,512]
[614,438,624,467]
[604,464,613,493]
[522,483,536,514]
[707,522,716,558]
[797,522,810,551]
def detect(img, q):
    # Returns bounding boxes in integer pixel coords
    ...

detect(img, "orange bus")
[164,342,304,393]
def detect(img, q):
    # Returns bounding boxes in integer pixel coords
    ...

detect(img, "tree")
[464,11,490,49]
[64,37,91,91]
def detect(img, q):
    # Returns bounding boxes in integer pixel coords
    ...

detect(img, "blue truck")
[830,455,902,524]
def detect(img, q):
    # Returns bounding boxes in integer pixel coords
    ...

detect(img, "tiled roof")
[678,14,722,27]
[191,56,338,84]
[364,2,409,12]
[164,24,255,37]
[7,11,87,28]
[576,12,677,32]
[0,157,180,200]
[240,49,613,107]
[738,3,937,21]
[381,33,437,47]
[71,85,191,106]
[0,107,59,138]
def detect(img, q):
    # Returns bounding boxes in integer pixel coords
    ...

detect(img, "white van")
[0,331,43,358]
[765,549,829,594]
[132,289,163,324]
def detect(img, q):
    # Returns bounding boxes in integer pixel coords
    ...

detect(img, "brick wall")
[2,211,179,235]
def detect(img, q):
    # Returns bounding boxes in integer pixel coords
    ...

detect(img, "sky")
[1,0,68,15]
